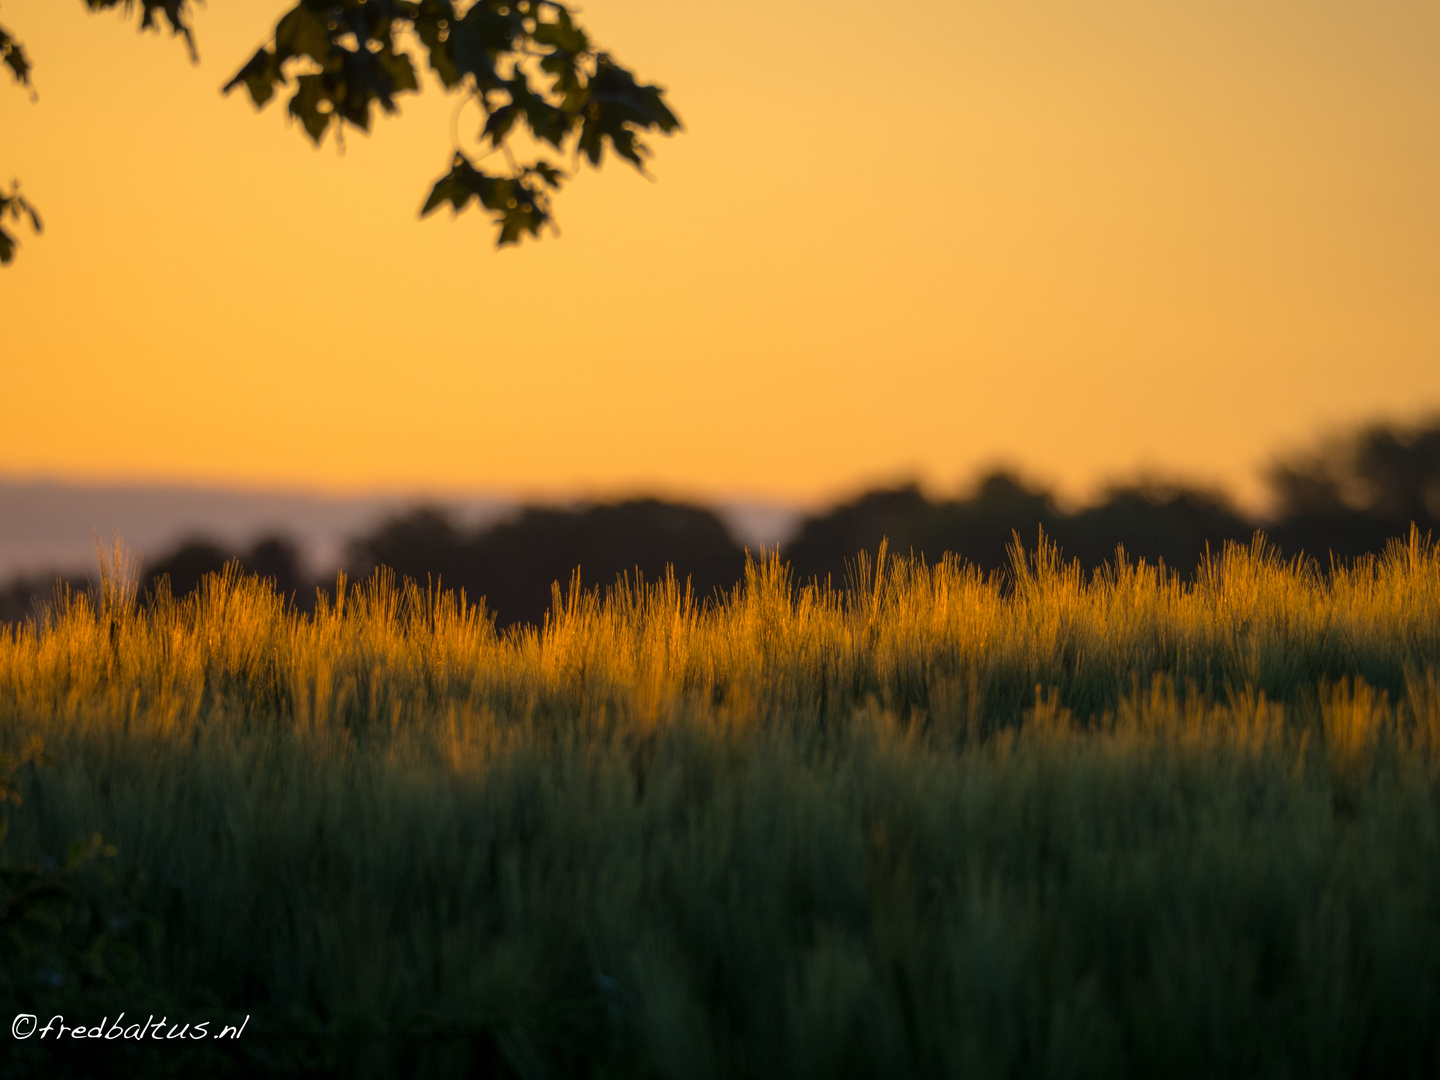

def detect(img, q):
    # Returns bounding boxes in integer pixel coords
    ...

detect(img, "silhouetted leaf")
[289,74,333,144]
[274,5,329,66]
[84,0,198,61]
[422,153,492,216]
[413,13,460,88]
[420,151,561,246]
[337,51,379,128]
[449,6,514,87]
[0,182,42,266]
[1,23,33,87]
[530,161,565,189]
[222,47,282,107]
[380,49,418,95]
[531,7,588,55]
[483,103,520,144]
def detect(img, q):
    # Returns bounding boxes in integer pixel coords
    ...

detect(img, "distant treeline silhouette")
[3,417,1437,628]
[346,500,746,629]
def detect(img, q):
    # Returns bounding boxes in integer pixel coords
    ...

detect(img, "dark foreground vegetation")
[2,529,1439,1077]
[3,415,1438,629]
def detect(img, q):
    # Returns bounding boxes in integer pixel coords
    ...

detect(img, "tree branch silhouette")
[2,0,680,263]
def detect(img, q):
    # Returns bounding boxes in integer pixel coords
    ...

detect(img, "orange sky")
[3,0,1438,511]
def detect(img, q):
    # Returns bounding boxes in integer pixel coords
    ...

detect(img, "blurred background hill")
[3,415,1437,629]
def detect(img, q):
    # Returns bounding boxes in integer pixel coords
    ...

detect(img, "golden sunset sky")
[3,0,1438,510]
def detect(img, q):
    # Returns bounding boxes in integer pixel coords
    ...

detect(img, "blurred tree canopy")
[1,0,680,262]
[1268,421,1440,524]
[348,499,746,628]
[4,418,1438,628]
[1265,418,1440,560]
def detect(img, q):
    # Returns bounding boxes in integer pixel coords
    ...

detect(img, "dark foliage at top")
[224,0,680,246]
[3,0,679,261]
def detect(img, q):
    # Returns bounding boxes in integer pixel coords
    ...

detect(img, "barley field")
[3,533,1440,1077]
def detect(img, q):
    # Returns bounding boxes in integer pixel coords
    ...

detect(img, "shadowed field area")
[2,535,1440,1076]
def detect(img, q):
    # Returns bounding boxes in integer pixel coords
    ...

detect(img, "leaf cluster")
[224,0,681,245]
[1,17,33,90]
[1,11,40,264]
[1,8,39,267]
[81,0,197,59]
[2,0,677,264]
[0,179,42,265]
